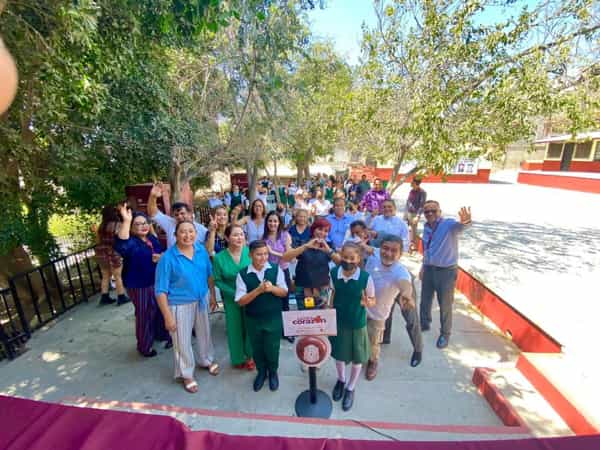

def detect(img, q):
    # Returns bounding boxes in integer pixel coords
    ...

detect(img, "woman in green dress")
[212,223,254,370]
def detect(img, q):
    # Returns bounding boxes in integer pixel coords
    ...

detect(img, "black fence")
[0,247,101,361]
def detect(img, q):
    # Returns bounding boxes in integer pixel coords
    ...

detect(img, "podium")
[283,306,336,419]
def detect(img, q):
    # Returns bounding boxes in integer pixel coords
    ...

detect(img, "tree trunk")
[272,158,281,203]
[386,145,415,195]
[246,162,258,204]
[303,165,310,181]
[169,159,183,206]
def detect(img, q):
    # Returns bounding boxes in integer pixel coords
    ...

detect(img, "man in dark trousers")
[419,201,472,349]
[404,178,427,253]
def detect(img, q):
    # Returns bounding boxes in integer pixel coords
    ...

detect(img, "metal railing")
[0,246,101,360]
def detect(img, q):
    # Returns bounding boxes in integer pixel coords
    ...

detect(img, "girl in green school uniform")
[329,242,376,411]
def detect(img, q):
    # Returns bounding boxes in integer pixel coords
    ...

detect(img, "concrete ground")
[0,258,546,441]
[392,174,600,430]
[392,177,600,356]
[2,174,594,440]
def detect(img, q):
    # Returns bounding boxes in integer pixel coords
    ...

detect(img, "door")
[560,143,574,171]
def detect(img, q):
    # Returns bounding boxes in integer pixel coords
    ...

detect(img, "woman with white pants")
[155,220,220,393]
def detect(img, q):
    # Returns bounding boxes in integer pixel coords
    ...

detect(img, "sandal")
[205,362,220,376]
[183,379,198,394]
[244,359,256,371]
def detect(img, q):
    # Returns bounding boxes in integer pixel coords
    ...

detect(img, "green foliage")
[48,213,97,254]
[271,42,353,176]
[352,0,600,191]
[0,0,232,259]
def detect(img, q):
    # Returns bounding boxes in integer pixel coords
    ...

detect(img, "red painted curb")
[472,368,527,428]
[60,396,530,436]
[517,172,600,194]
[516,355,599,435]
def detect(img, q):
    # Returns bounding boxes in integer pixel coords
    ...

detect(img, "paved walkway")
[392,178,600,431]
[392,179,600,356]
[0,260,539,441]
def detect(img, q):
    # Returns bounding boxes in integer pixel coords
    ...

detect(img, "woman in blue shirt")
[114,206,170,358]
[155,220,220,394]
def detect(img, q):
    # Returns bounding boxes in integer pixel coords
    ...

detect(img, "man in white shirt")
[147,184,208,248]
[364,234,423,380]
[369,199,410,252]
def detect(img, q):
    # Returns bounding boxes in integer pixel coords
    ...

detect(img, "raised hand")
[117,203,132,222]
[306,238,322,250]
[208,214,217,232]
[150,183,163,198]
[458,206,472,224]
[319,239,332,253]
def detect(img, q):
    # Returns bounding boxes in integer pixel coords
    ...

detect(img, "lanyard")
[425,219,441,251]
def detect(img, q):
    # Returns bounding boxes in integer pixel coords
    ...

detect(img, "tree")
[272,42,353,182]
[351,0,600,193]
[0,0,230,272]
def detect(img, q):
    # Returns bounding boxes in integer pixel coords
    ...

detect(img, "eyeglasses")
[133,222,149,226]
[423,209,438,215]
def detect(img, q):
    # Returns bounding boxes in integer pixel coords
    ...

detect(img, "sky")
[306,0,378,66]
[306,0,540,67]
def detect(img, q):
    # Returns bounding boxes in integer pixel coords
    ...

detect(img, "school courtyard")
[1,177,598,444]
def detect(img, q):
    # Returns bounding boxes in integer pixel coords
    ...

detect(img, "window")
[574,142,592,160]
[546,143,563,159]
[594,142,600,161]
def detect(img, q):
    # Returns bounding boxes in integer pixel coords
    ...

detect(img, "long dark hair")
[263,211,283,241]
[99,205,119,235]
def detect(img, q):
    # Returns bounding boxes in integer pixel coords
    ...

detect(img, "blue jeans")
[420,266,457,337]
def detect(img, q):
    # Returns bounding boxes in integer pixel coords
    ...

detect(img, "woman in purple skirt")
[114,204,171,357]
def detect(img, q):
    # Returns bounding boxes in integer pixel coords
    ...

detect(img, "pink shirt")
[266,232,290,270]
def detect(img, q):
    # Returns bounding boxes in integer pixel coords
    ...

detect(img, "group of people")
[94,173,471,412]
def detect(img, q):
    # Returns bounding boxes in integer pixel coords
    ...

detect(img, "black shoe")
[116,295,130,306]
[332,380,345,401]
[253,370,267,392]
[141,349,157,358]
[268,370,279,391]
[421,323,430,332]
[342,389,354,411]
[410,351,422,367]
[99,294,116,305]
[436,335,449,349]
[164,340,173,349]
[285,336,295,344]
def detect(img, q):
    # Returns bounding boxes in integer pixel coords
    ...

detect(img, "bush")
[48,213,98,254]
